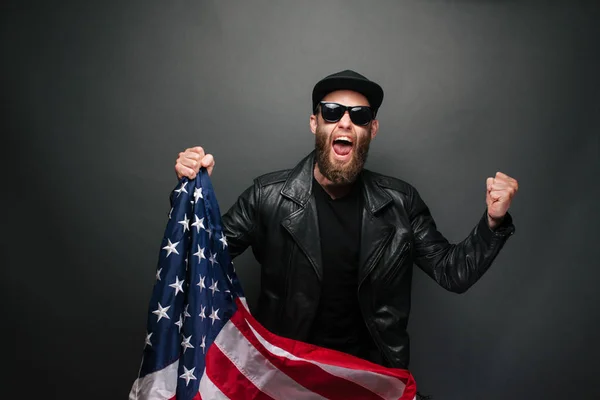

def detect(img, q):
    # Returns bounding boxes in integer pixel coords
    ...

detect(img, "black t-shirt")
[308,176,376,359]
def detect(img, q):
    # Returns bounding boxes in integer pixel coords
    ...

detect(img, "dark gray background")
[3,1,599,399]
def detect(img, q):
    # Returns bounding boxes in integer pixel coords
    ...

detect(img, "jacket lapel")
[358,171,395,285]
[281,198,323,281]
[280,151,323,280]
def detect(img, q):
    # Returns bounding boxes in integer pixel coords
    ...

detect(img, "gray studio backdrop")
[3,1,599,399]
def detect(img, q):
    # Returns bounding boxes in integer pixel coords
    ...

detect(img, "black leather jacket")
[222,151,515,368]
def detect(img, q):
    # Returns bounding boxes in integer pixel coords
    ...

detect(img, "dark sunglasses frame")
[319,101,374,126]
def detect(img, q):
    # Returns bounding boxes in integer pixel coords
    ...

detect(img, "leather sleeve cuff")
[477,208,516,246]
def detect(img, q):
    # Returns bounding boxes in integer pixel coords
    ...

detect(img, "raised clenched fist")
[486,171,519,229]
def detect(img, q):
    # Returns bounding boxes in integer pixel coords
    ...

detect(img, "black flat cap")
[312,69,384,116]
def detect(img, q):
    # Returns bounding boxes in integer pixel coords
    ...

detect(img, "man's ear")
[310,113,317,134]
[370,119,379,139]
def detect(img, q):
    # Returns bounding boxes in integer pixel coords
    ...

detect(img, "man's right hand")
[175,146,215,179]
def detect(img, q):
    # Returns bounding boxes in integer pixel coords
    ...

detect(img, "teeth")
[334,136,352,143]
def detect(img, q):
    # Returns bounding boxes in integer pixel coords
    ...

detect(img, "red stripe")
[234,299,417,400]
[229,309,388,400]
[205,338,276,400]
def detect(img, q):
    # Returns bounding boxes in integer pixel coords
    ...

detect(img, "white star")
[193,245,206,262]
[209,307,220,325]
[156,268,162,281]
[219,235,228,249]
[178,214,190,232]
[169,276,185,296]
[175,181,188,197]
[183,304,191,320]
[179,366,197,386]
[200,335,206,353]
[152,302,170,322]
[209,279,219,296]
[197,274,206,292]
[174,314,184,333]
[191,215,205,233]
[181,335,195,354]
[199,305,206,320]
[145,332,153,347]
[162,239,180,257]
[194,187,203,202]
[208,252,218,267]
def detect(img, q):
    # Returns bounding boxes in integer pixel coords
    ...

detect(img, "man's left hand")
[486,172,519,230]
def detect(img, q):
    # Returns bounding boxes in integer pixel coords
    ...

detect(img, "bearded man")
[174,70,518,372]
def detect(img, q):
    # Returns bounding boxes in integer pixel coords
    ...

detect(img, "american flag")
[129,169,417,400]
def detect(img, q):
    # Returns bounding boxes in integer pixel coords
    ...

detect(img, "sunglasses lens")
[350,107,373,126]
[320,103,373,125]
[321,103,344,122]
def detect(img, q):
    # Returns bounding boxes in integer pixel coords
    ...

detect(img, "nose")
[337,110,353,129]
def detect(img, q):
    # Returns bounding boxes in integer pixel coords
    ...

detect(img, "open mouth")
[332,136,354,157]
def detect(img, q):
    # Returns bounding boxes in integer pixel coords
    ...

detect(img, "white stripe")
[238,297,249,311]
[246,322,406,400]
[128,360,178,400]
[199,371,230,399]
[213,320,328,400]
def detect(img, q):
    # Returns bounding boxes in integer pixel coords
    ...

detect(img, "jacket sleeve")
[409,186,515,293]
[221,180,261,259]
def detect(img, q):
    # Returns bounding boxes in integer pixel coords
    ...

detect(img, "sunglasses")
[319,101,374,126]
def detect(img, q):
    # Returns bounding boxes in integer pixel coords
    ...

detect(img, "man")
[174,70,518,370]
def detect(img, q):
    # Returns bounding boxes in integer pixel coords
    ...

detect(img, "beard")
[314,123,371,185]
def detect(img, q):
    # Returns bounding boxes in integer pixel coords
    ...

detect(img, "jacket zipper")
[380,242,411,284]
[369,241,413,366]
[279,243,298,327]
[357,230,398,366]
[358,230,395,290]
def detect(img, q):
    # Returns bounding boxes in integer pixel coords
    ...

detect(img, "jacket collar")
[280,150,393,214]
